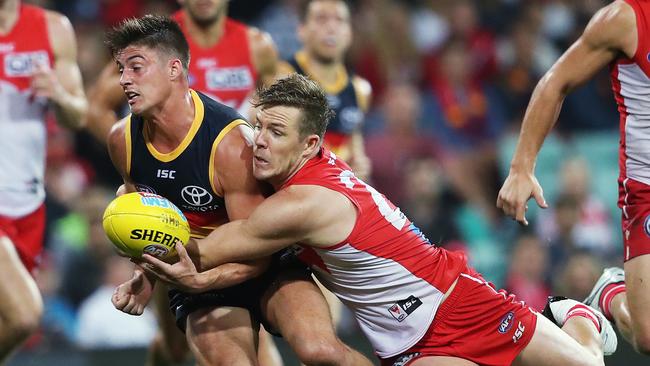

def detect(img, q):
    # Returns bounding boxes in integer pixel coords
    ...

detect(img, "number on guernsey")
[339,170,406,230]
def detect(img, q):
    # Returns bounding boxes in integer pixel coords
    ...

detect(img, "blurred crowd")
[23,0,623,355]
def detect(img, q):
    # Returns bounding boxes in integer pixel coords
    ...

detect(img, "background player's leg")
[263,275,373,366]
[186,306,259,366]
[0,236,43,365]
[147,284,189,366]
[621,254,650,354]
[257,327,284,366]
[513,313,603,366]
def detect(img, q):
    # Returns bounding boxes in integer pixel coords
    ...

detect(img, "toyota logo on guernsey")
[181,185,213,207]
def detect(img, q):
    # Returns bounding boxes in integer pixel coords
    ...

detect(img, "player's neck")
[184,11,227,48]
[298,50,346,91]
[144,89,196,152]
[0,0,19,35]
[271,150,318,190]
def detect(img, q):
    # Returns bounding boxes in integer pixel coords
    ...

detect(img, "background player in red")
[105,16,372,366]
[141,74,617,366]
[0,0,87,363]
[282,0,372,180]
[86,0,280,143]
[497,0,650,355]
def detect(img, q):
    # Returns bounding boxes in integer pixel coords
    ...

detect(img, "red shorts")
[0,204,45,273]
[620,178,650,261]
[381,270,537,366]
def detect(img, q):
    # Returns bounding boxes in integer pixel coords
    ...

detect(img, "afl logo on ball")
[143,244,169,258]
[181,185,213,206]
[644,215,650,237]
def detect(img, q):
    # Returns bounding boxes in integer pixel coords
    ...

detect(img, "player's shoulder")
[107,115,130,148]
[196,91,246,123]
[584,1,636,47]
[351,75,372,112]
[43,8,74,35]
[245,25,276,54]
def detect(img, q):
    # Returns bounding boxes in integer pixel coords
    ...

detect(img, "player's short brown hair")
[105,15,190,71]
[299,0,352,22]
[254,74,334,140]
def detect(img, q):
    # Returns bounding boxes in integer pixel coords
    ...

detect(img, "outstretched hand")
[112,267,154,316]
[496,170,548,226]
[139,242,206,293]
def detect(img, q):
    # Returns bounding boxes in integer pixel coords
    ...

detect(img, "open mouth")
[254,155,268,165]
[125,91,140,104]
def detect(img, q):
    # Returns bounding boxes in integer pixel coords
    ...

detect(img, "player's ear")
[303,134,320,157]
[169,59,183,80]
[297,23,307,44]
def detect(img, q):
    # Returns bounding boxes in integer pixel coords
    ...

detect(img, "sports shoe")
[584,267,625,314]
[543,296,617,355]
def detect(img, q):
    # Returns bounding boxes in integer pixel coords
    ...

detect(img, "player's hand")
[116,184,128,197]
[30,62,65,103]
[139,242,207,293]
[111,267,154,315]
[496,170,547,226]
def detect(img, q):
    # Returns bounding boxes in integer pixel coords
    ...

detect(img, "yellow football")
[102,192,190,259]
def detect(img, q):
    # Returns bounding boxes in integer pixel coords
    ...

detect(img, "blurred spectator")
[254,0,302,60]
[554,252,604,300]
[504,234,550,311]
[351,0,420,98]
[425,38,505,222]
[537,157,616,258]
[56,186,114,309]
[423,0,497,85]
[365,81,438,205]
[400,157,462,246]
[75,255,157,349]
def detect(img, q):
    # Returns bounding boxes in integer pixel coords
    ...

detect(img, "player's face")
[116,46,172,116]
[300,0,351,64]
[252,106,311,185]
[182,0,227,28]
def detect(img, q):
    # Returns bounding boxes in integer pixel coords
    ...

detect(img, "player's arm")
[248,27,281,86]
[85,62,126,144]
[349,76,373,180]
[183,124,275,290]
[106,117,137,194]
[107,118,152,315]
[497,0,636,224]
[37,11,87,129]
[142,185,357,288]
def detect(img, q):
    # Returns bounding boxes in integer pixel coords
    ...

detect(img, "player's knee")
[633,330,650,355]
[293,339,345,365]
[5,302,42,343]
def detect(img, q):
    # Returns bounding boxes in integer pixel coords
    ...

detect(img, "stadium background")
[8,0,646,364]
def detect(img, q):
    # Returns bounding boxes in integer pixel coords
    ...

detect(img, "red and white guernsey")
[0,4,53,218]
[612,0,650,196]
[172,11,257,114]
[282,148,467,357]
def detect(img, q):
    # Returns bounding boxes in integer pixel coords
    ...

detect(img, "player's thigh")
[409,356,477,366]
[186,306,258,365]
[312,274,344,325]
[624,254,650,336]
[512,313,600,366]
[152,283,187,348]
[263,275,336,344]
[0,236,41,320]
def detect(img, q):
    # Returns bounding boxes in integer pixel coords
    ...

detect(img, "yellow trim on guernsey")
[295,50,348,94]
[208,119,249,196]
[144,89,205,162]
[125,115,132,175]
